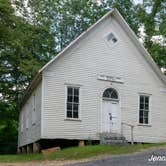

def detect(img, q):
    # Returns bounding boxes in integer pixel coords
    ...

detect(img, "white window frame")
[32,94,36,125]
[103,31,119,48]
[20,111,23,133]
[25,107,29,129]
[138,94,151,125]
[65,84,81,121]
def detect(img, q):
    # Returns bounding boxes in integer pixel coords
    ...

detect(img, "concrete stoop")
[100,132,128,145]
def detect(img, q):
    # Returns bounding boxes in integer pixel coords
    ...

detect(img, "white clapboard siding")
[18,10,166,146]
[18,82,42,147]
[41,14,166,143]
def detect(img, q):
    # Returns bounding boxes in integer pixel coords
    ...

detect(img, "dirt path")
[0,158,93,166]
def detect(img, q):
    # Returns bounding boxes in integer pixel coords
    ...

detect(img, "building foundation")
[22,146,27,153]
[79,140,85,147]
[33,142,40,153]
[27,144,33,153]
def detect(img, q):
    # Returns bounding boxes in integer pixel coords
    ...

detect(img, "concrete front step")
[105,139,128,144]
[106,142,129,145]
[100,132,128,145]
[105,139,127,143]
[104,136,126,140]
[104,140,128,145]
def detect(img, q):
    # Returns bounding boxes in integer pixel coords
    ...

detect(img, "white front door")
[102,100,120,133]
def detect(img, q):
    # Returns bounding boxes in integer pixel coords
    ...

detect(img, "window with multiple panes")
[32,94,36,125]
[25,108,29,129]
[103,88,118,100]
[139,95,149,124]
[20,111,23,133]
[66,87,79,119]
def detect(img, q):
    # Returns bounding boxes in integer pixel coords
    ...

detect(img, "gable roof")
[20,8,166,106]
[39,8,166,83]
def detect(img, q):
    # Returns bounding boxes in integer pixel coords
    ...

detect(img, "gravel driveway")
[66,148,166,166]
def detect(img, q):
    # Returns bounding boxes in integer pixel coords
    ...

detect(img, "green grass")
[0,143,166,163]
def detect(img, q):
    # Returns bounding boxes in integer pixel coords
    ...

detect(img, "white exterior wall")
[18,82,42,147]
[41,15,166,143]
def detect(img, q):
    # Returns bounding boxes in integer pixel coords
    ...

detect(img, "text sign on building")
[97,75,124,84]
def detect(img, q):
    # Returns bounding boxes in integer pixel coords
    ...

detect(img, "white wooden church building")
[18,9,166,153]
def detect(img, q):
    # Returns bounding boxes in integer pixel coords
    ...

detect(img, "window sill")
[137,124,152,127]
[64,118,81,122]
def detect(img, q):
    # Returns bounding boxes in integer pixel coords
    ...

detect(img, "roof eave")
[19,71,42,108]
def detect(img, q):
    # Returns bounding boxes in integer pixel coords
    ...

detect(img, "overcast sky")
[134,0,143,4]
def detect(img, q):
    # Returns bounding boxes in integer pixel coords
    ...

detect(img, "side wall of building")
[18,82,42,147]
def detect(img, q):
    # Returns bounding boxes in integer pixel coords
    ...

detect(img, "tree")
[0,0,56,153]
[0,0,55,101]
[17,0,139,50]
[137,0,166,69]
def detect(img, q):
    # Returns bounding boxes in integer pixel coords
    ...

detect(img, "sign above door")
[97,75,124,84]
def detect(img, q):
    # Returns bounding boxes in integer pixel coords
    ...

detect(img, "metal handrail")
[122,122,134,127]
[121,122,134,145]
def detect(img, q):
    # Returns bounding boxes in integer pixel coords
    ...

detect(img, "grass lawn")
[0,143,166,163]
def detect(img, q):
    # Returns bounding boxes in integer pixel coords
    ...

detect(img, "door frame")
[100,86,121,133]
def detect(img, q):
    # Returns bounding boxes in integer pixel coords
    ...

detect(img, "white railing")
[121,122,134,145]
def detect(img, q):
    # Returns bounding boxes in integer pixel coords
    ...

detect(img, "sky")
[134,0,143,4]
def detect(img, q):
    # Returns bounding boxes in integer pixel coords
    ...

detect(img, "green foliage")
[0,0,56,102]
[23,0,139,50]
[0,0,56,153]
[0,101,17,153]
[137,0,166,68]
